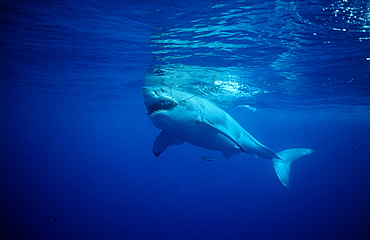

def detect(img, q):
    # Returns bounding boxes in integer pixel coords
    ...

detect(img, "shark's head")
[142,85,199,130]
[142,85,179,115]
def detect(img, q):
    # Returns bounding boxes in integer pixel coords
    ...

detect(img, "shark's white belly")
[166,120,243,153]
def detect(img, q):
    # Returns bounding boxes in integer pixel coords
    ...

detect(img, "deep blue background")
[1,0,370,239]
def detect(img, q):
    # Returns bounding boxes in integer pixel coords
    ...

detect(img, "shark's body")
[142,85,313,188]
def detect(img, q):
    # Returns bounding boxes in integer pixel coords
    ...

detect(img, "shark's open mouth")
[147,100,178,115]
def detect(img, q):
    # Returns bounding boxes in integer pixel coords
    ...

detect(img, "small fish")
[235,105,257,112]
[201,156,220,162]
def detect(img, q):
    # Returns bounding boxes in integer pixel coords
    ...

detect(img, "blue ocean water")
[1,0,370,239]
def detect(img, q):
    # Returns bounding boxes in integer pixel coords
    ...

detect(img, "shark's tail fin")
[272,148,313,188]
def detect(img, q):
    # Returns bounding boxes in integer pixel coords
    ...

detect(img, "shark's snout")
[142,86,168,100]
[141,86,159,106]
[141,87,152,96]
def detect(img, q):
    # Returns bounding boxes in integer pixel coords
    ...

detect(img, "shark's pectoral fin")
[153,130,184,157]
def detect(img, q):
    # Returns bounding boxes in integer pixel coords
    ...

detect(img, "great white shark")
[142,85,313,188]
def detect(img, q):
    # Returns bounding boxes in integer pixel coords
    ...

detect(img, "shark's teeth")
[147,100,178,115]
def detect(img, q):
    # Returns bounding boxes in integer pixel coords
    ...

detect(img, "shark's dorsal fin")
[152,130,184,157]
